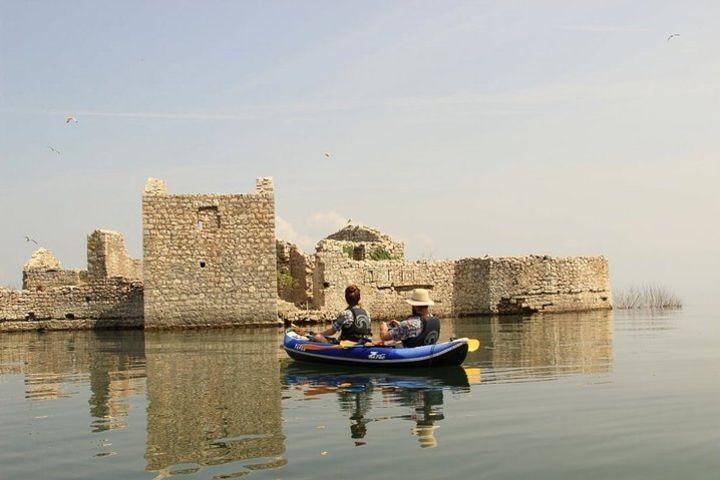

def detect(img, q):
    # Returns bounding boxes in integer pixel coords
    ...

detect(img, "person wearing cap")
[314,284,373,344]
[378,288,441,347]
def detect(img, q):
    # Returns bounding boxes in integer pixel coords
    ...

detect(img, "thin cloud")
[555,24,650,33]
[276,216,315,251]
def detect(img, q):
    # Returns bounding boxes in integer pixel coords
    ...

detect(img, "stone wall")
[88,230,143,281]
[313,244,455,320]
[323,224,405,261]
[23,269,85,291]
[308,244,610,320]
[22,248,85,290]
[276,239,314,308]
[454,255,611,315]
[0,280,143,331]
[143,177,278,328]
[1,232,144,331]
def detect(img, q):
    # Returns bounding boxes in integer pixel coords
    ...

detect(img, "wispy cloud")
[1,74,705,123]
[555,24,650,33]
[276,211,349,251]
[276,216,315,251]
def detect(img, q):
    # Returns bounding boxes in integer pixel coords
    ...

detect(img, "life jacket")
[339,305,372,342]
[402,315,440,348]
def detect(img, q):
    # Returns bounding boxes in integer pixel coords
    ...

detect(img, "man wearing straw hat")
[378,288,440,347]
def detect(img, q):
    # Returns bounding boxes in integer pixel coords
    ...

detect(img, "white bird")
[48,146,61,155]
[667,33,680,42]
[65,116,78,124]
[24,236,38,245]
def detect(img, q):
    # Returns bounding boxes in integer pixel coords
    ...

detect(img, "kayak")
[282,330,469,368]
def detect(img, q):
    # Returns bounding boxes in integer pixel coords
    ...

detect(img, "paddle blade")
[467,338,480,352]
[339,340,358,348]
[464,367,481,384]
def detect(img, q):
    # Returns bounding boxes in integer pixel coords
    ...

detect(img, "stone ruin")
[1,176,612,331]
[276,224,612,321]
[142,177,277,328]
[1,230,143,331]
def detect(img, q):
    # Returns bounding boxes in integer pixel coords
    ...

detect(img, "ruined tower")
[142,177,278,328]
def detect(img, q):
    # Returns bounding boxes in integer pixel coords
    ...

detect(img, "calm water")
[1,308,718,479]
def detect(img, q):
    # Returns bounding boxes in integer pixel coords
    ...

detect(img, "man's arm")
[379,320,399,341]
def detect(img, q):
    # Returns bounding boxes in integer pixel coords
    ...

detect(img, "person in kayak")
[314,284,373,344]
[378,288,440,347]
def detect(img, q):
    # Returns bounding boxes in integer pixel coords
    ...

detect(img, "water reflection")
[0,330,146,429]
[0,311,617,476]
[452,310,614,382]
[283,363,471,448]
[144,329,286,476]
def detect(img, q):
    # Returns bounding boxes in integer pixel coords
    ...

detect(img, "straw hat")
[406,288,435,306]
[413,425,438,448]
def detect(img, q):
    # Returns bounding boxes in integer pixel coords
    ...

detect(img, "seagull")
[324,152,331,158]
[667,33,680,42]
[347,218,352,224]
[65,116,78,124]
[48,146,61,155]
[24,236,38,245]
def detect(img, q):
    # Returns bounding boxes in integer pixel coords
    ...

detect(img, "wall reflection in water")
[452,309,614,382]
[144,329,286,475]
[0,311,613,472]
[0,330,146,430]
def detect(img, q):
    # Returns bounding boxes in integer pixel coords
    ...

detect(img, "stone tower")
[142,177,277,328]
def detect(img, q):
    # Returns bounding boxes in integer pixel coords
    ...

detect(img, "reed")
[613,285,683,309]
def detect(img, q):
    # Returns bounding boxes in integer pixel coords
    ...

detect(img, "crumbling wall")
[276,239,314,308]
[313,245,454,320]
[0,279,143,330]
[22,248,85,290]
[324,224,405,261]
[453,255,611,315]
[452,258,492,316]
[88,230,142,281]
[143,177,278,328]
[3,234,144,331]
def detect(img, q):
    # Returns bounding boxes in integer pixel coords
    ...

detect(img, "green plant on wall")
[342,245,354,258]
[369,246,392,261]
[277,271,298,290]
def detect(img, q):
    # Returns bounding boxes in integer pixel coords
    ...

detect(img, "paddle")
[340,338,481,351]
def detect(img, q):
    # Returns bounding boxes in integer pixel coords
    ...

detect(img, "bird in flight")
[48,146,61,155]
[324,152,331,158]
[66,116,78,124]
[667,33,680,42]
[24,236,38,245]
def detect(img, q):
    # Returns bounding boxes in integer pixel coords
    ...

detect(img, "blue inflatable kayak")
[283,330,469,368]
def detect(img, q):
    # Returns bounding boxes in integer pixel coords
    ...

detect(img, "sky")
[1,1,718,306]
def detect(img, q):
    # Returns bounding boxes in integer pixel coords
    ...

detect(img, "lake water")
[1,308,718,479]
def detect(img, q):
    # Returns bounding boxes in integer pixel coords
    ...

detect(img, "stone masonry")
[2,176,611,331]
[142,177,278,328]
[278,224,612,321]
[1,231,143,331]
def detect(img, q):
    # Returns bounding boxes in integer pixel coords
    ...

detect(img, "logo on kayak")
[294,344,306,351]
[368,351,386,360]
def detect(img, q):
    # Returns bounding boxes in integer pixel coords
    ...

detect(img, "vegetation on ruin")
[614,285,683,309]
[369,246,392,261]
[342,245,354,258]
[277,271,298,290]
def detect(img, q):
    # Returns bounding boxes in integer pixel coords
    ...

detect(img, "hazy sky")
[1,1,718,305]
